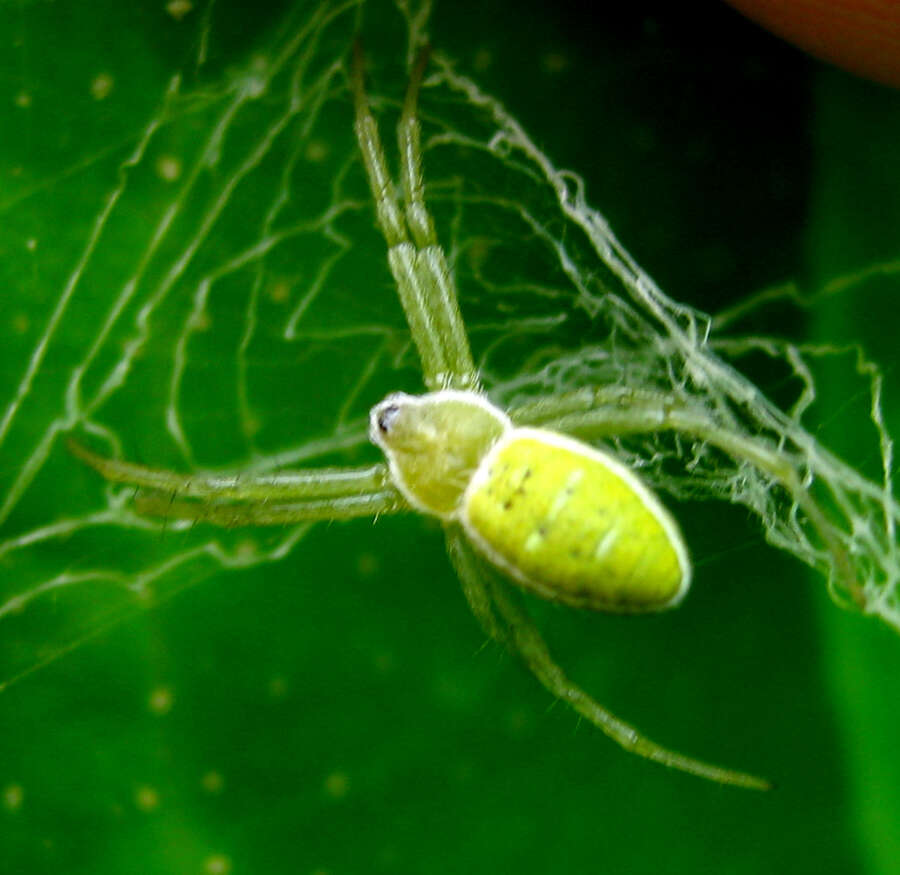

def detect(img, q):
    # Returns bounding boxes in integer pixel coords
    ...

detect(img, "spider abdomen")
[460,428,691,612]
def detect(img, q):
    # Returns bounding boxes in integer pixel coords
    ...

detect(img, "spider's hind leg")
[446,526,505,643]
[452,533,772,790]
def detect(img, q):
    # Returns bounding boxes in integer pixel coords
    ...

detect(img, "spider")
[69,43,771,791]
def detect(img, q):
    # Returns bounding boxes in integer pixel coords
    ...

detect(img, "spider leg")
[351,43,477,391]
[446,526,504,642]
[396,49,477,389]
[68,438,396,502]
[135,490,405,526]
[455,536,770,789]
[69,437,409,525]
[508,386,682,434]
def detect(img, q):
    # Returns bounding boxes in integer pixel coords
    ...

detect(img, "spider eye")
[377,404,401,433]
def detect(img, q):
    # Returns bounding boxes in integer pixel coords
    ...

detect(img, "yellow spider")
[70,43,770,791]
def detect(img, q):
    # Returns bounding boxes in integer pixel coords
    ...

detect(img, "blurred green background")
[1,1,899,873]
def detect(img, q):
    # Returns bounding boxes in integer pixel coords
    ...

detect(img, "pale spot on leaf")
[90,73,114,101]
[2,784,23,811]
[148,685,174,715]
[204,853,231,874]
[134,785,160,812]
[201,770,225,794]
[166,0,194,20]
[305,140,329,163]
[323,771,349,799]
[156,154,182,182]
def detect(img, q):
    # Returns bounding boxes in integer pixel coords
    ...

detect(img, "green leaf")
[1,1,896,873]
[807,71,900,875]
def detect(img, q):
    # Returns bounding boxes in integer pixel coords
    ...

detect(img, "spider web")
[1,0,898,695]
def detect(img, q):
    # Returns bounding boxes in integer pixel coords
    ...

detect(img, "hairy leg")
[135,490,404,526]
[70,438,399,503]
[454,534,770,789]
[446,527,504,642]
[351,43,477,390]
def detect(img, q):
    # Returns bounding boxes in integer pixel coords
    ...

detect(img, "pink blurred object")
[722,0,900,89]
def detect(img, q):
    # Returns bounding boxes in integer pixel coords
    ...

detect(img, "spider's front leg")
[351,42,478,391]
[69,438,408,527]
